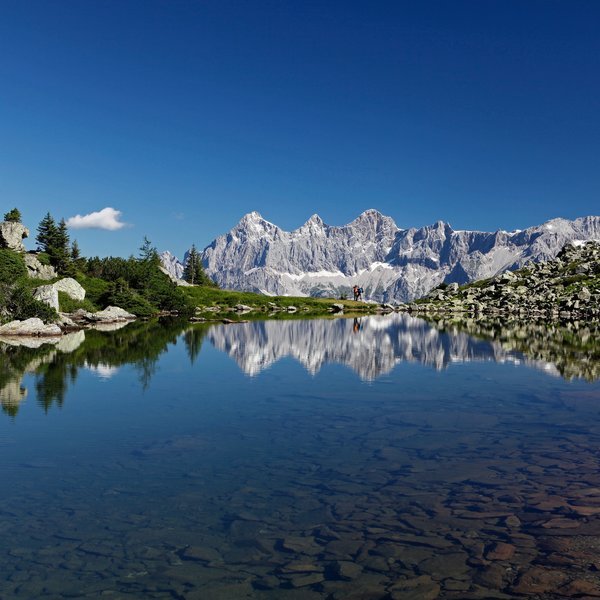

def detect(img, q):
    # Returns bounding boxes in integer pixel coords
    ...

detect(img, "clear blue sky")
[1,0,599,258]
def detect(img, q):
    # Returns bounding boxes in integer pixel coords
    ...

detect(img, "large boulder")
[33,285,59,311]
[68,306,136,324]
[24,253,57,280]
[0,318,61,336]
[0,222,29,252]
[94,306,136,322]
[53,277,86,301]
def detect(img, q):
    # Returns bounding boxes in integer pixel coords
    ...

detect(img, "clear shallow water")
[1,315,599,599]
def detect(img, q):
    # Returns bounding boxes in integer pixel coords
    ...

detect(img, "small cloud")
[66,207,127,230]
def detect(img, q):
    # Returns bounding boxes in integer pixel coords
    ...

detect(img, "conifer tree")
[183,244,210,285]
[139,236,159,263]
[36,212,58,252]
[3,208,22,223]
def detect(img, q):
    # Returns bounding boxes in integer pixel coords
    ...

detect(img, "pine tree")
[36,212,58,252]
[71,240,81,261]
[183,244,212,285]
[3,208,22,223]
[52,218,72,274]
[139,236,159,263]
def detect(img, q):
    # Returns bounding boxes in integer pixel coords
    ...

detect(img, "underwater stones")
[485,542,515,561]
[389,574,440,600]
[511,566,569,595]
[332,560,362,580]
[280,536,321,556]
[180,545,223,563]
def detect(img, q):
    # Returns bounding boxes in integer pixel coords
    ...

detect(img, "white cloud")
[66,207,127,230]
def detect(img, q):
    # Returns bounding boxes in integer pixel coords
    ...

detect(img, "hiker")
[353,285,359,301]
[357,286,363,301]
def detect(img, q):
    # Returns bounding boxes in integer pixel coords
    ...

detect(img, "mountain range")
[161,210,600,302]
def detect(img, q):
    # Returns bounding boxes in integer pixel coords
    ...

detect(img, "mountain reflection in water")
[208,314,600,381]
[1,314,599,416]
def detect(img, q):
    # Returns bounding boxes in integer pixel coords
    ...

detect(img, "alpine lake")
[1,314,599,600]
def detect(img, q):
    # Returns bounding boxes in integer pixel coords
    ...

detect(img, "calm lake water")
[1,315,599,599]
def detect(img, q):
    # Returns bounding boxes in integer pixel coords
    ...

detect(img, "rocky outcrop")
[53,277,86,301]
[33,278,86,312]
[23,253,57,280]
[0,318,62,337]
[409,241,600,321]
[0,221,29,252]
[33,284,59,311]
[69,306,136,324]
[161,211,600,302]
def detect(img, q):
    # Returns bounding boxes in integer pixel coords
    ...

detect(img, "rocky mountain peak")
[160,211,600,303]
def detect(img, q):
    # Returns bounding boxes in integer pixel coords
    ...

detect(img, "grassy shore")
[181,285,377,320]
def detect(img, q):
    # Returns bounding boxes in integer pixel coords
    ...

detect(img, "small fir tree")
[3,208,22,223]
[139,236,159,263]
[183,244,210,285]
[36,212,58,252]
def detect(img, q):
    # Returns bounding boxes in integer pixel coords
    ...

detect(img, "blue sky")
[1,1,599,258]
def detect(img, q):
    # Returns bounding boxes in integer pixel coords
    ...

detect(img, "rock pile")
[408,241,600,321]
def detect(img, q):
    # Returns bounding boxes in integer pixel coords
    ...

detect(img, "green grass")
[182,285,376,317]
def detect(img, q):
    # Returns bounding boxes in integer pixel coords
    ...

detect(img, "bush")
[57,291,97,313]
[0,281,57,322]
[0,249,27,284]
[103,288,155,317]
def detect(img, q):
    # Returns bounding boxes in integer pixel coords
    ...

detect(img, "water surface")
[1,315,599,599]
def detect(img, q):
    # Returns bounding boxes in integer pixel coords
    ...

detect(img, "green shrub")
[57,291,97,313]
[0,281,57,322]
[103,287,156,317]
[0,249,27,284]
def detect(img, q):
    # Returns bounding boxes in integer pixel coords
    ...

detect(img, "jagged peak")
[298,214,326,229]
[348,209,398,229]
[236,211,279,232]
[240,210,265,223]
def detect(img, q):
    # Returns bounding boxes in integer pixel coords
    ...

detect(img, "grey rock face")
[24,254,57,280]
[162,211,600,302]
[33,285,59,311]
[0,221,29,252]
[159,250,185,280]
[53,278,86,301]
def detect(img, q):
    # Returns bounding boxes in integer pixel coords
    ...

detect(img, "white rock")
[54,277,86,301]
[33,285,59,311]
[23,254,57,280]
[0,221,29,252]
[93,306,136,322]
[0,318,62,336]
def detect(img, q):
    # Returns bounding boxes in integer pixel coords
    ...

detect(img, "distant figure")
[357,286,363,301]
[353,285,359,301]
[353,317,361,333]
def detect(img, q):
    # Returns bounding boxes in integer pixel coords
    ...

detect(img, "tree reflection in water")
[1,314,598,417]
